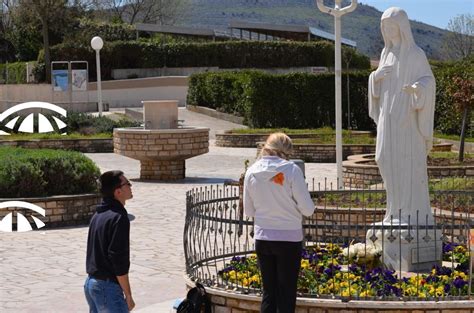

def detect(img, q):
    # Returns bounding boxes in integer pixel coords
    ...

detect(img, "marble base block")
[367,227,442,272]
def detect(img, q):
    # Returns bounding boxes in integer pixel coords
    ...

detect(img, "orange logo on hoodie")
[272,172,285,186]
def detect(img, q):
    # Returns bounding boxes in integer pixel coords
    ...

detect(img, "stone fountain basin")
[113,127,209,161]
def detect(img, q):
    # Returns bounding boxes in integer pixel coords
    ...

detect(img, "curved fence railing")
[184,179,473,301]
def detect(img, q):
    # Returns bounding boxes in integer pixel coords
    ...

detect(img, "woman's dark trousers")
[255,240,302,313]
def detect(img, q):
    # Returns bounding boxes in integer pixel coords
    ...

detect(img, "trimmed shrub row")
[41,40,370,81]
[432,57,473,136]
[187,60,473,135]
[0,61,32,84]
[67,19,137,45]
[65,113,141,135]
[187,71,375,130]
[0,147,100,198]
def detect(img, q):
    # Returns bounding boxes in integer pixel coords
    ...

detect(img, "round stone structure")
[113,127,209,180]
[184,277,474,313]
[0,194,100,228]
[343,154,474,187]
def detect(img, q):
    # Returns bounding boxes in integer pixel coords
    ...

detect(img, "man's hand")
[125,294,135,311]
[374,64,393,81]
[117,274,134,311]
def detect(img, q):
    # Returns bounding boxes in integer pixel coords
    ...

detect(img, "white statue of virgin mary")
[369,7,436,225]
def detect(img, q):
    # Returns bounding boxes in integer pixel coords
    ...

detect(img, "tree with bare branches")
[443,14,473,60]
[448,76,473,162]
[95,0,187,25]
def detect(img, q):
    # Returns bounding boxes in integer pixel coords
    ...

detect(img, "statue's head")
[380,7,415,49]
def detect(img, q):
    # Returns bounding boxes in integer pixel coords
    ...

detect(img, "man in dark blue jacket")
[84,170,135,312]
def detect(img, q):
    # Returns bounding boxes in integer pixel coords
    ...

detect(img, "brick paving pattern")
[0,109,336,312]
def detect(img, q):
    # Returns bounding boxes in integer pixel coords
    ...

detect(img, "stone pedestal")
[367,227,442,272]
[113,127,209,181]
[143,100,178,129]
[140,160,185,180]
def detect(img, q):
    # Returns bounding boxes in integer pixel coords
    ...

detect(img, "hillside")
[178,0,448,59]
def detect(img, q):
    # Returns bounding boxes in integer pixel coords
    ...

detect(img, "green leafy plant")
[44,40,370,81]
[0,147,100,197]
[188,70,374,130]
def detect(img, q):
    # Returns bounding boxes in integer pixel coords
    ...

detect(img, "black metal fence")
[184,178,473,301]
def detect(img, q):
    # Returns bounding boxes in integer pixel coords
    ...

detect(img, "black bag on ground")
[176,282,211,313]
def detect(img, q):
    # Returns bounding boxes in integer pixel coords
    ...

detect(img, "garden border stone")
[0,193,100,228]
[184,275,474,313]
[186,105,245,125]
[256,142,376,163]
[217,131,373,148]
[343,154,474,187]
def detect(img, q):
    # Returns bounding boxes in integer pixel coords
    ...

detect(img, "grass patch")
[429,177,474,191]
[230,127,375,144]
[293,136,375,145]
[0,132,112,140]
[229,127,347,135]
[429,151,473,159]
[434,133,474,143]
[313,178,473,209]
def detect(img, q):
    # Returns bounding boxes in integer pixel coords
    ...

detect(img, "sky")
[359,0,473,29]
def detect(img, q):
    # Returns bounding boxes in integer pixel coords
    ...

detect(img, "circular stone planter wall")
[343,154,474,187]
[216,131,373,148]
[184,277,474,313]
[0,138,113,153]
[255,143,453,163]
[114,127,209,180]
[256,142,375,162]
[0,194,100,228]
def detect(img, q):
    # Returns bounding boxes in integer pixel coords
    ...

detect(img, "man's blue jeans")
[84,276,128,313]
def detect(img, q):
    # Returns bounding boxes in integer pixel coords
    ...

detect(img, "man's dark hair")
[99,170,124,198]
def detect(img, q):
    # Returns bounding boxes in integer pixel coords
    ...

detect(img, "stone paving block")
[214,306,231,313]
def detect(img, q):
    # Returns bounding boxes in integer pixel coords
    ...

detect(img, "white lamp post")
[316,0,357,189]
[91,36,104,116]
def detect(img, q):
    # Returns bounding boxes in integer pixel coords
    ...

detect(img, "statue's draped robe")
[369,38,435,225]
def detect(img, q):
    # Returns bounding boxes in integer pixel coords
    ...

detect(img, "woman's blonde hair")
[260,132,293,159]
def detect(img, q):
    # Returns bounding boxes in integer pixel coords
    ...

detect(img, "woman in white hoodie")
[244,133,315,313]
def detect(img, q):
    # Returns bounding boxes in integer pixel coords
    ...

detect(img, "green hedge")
[187,61,473,135]
[187,71,374,130]
[0,61,33,84]
[0,147,100,198]
[42,40,370,81]
[65,113,141,134]
[67,19,137,45]
[432,57,473,135]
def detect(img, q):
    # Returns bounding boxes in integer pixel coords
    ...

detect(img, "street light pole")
[91,36,104,116]
[316,0,357,189]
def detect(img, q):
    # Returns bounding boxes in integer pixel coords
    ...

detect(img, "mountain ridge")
[178,0,448,59]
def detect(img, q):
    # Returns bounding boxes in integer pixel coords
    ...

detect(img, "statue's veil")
[379,7,415,66]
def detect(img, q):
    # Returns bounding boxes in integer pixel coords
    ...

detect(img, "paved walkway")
[0,109,336,313]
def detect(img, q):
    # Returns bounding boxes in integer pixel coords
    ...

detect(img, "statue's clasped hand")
[374,64,393,81]
[402,83,419,95]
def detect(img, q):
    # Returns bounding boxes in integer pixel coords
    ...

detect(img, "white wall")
[0,76,189,112]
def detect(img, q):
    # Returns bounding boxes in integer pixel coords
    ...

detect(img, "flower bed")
[218,243,471,299]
